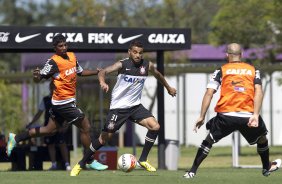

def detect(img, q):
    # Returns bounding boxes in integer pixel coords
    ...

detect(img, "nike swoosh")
[231,81,243,85]
[117,34,143,44]
[15,33,41,43]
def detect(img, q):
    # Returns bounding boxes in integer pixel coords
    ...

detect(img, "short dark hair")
[129,41,143,49]
[52,34,66,46]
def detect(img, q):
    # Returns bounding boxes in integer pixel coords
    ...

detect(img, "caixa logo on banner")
[0,32,10,42]
[45,32,114,44]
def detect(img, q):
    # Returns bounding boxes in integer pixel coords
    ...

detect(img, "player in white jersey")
[70,41,177,176]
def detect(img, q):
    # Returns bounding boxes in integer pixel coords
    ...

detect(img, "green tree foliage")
[0,80,23,133]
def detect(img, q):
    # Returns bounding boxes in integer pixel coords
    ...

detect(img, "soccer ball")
[118,153,137,172]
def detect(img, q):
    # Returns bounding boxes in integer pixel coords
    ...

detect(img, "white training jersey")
[110,58,149,109]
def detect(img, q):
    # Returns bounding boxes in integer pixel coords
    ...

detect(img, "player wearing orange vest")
[7,34,108,171]
[183,43,281,179]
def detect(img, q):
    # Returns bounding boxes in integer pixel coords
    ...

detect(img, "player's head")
[128,41,144,63]
[226,43,242,62]
[52,34,68,55]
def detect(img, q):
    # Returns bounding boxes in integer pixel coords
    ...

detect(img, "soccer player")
[26,82,71,170]
[6,34,108,171]
[70,41,177,176]
[183,43,281,179]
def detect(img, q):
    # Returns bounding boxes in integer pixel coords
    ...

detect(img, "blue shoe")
[86,160,108,171]
[7,133,16,157]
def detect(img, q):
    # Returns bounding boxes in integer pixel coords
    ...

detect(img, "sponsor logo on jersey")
[0,32,10,42]
[148,33,185,44]
[231,80,243,86]
[140,66,146,75]
[234,86,245,92]
[124,76,145,84]
[65,67,77,76]
[226,69,252,75]
[40,60,53,75]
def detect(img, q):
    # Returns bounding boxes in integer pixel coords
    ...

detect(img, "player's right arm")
[98,61,122,92]
[33,59,59,83]
[194,88,215,132]
[194,68,221,132]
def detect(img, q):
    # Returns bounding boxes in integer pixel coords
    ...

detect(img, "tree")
[0,80,23,133]
[209,0,276,48]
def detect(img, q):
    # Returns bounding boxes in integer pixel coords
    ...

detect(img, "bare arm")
[148,61,176,97]
[194,88,215,132]
[98,61,122,92]
[79,68,101,76]
[248,84,263,128]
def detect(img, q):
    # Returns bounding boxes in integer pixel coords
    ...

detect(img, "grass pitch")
[0,168,281,184]
[0,146,281,184]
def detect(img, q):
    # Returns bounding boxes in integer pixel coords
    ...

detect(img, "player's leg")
[239,115,280,176]
[47,143,57,170]
[137,117,159,172]
[55,132,71,171]
[7,118,58,156]
[132,105,159,172]
[184,114,235,178]
[71,109,127,176]
[70,132,112,176]
[184,134,214,178]
[74,117,108,170]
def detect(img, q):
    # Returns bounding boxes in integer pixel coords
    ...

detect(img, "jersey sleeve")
[39,59,59,79]
[254,68,262,85]
[207,67,222,91]
[76,60,83,75]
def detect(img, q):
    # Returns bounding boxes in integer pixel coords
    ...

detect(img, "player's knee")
[154,123,160,131]
[257,135,268,144]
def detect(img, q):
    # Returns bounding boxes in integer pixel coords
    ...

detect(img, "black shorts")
[206,113,268,145]
[103,104,154,133]
[44,132,66,145]
[50,102,85,125]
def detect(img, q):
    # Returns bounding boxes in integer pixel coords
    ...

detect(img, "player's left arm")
[148,61,176,97]
[248,68,263,128]
[76,60,101,76]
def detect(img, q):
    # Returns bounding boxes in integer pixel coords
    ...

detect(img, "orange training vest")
[215,62,256,113]
[51,52,77,101]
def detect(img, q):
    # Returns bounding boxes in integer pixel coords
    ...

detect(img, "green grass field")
[0,146,281,184]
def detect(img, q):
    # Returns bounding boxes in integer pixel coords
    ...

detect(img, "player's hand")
[248,115,259,128]
[33,67,41,82]
[193,117,205,133]
[100,82,109,92]
[167,87,177,97]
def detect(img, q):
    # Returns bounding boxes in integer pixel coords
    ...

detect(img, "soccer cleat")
[86,160,108,171]
[262,158,281,177]
[138,160,156,172]
[183,171,195,179]
[70,164,82,176]
[6,133,16,157]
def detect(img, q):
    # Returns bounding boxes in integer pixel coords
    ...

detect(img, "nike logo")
[117,34,143,44]
[231,81,243,85]
[126,68,131,71]
[15,33,41,43]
